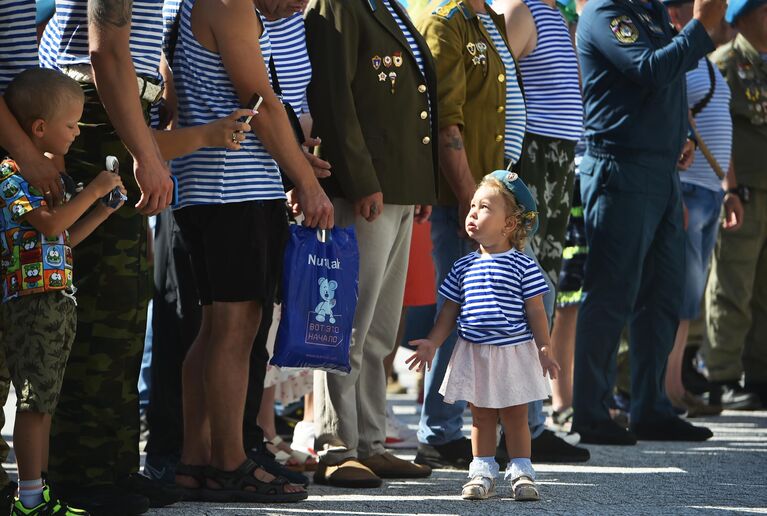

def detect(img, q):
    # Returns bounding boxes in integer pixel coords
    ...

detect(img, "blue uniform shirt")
[576,0,714,160]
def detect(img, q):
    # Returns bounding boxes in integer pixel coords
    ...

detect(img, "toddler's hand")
[90,169,125,197]
[538,346,561,380]
[405,339,437,372]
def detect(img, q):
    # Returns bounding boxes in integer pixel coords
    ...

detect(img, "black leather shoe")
[531,430,590,463]
[681,347,713,395]
[632,416,712,441]
[51,484,150,516]
[414,437,472,470]
[247,447,310,486]
[744,382,767,408]
[574,419,637,445]
[710,382,762,410]
[118,473,181,508]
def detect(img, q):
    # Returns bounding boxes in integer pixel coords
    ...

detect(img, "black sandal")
[175,463,207,502]
[202,458,308,503]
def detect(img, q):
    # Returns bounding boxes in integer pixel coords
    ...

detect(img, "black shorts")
[173,200,289,305]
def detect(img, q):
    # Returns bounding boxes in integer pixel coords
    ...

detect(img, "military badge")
[372,55,382,70]
[610,15,638,44]
[393,51,403,67]
[476,42,487,53]
[383,55,393,68]
[378,71,387,82]
[505,172,518,182]
[466,42,476,55]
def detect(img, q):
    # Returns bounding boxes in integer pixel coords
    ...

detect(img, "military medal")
[383,55,393,68]
[378,71,387,82]
[610,15,638,44]
[466,42,476,55]
[372,55,382,70]
[476,42,487,54]
[393,51,403,67]
[389,71,397,94]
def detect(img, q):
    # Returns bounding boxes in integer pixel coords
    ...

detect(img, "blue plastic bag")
[271,225,359,375]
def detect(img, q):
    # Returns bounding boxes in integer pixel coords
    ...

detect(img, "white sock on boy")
[18,478,44,508]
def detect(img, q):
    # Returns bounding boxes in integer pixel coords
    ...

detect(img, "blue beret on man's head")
[726,0,767,23]
[485,170,539,237]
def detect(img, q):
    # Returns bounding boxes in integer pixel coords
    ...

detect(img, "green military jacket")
[305,0,438,205]
[712,34,767,191]
[417,0,522,206]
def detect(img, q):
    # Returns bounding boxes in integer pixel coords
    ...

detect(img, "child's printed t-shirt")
[0,159,73,303]
[439,248,549,346]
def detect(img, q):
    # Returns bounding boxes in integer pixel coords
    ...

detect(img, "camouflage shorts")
[0,292,76,414]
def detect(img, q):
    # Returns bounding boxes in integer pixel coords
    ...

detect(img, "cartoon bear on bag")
[315,277,338,324]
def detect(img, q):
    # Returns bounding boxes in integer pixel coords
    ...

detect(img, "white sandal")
[461,475,496,500]
[511,475,540,501]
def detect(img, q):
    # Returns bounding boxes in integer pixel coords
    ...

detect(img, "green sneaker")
[12,486,89,516]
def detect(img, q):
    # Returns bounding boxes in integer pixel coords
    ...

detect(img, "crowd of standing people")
[0,0,764,512]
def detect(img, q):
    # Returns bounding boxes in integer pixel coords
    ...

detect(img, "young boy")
[0,68,127,516]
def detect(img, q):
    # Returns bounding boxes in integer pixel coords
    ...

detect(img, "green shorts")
[0,292,76,414]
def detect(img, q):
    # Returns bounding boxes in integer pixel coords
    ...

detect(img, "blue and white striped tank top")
[683,57,732,192]
[0,0,38,93]
[382,0,426,79]
[263,13,311,116]
[39,14,61,71]
[477,13,526,163]
[518,0,582,141]
[44,0,163,78]
[171,0,284,208]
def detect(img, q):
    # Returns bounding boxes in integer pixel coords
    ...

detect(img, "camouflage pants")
[0,292,77,414]
[519,134,576,291]
[48,83,152,487]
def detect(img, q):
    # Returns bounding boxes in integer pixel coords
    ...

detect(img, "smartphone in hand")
[102,155,128,209]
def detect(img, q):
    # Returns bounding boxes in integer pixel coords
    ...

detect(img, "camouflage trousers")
[48,83,152,487]
[519,134,576,291]
[0,292,77,414]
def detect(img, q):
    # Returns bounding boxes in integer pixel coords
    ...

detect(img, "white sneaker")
[385,406,418,449]
[291,420,317,456]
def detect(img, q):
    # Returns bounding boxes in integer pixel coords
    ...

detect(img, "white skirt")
[439,337,552,409]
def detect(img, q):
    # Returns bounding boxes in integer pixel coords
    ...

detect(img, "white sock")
[18,478,44,508]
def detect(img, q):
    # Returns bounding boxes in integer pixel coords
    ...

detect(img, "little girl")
[407,170,559,501]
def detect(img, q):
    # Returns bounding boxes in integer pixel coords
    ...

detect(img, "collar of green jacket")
[432,0,486,19]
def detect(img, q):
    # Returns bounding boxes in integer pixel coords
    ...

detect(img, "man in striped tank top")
[496,0,583,293]
[495,0,586,447]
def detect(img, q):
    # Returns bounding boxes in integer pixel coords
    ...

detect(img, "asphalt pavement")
[4,392,767,515]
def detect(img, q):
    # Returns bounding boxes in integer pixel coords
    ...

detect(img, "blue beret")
[726,0,767,23]
[659,0,692,5]
[485,170,539,237]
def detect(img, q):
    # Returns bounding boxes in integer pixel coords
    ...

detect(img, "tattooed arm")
[88,0,172,215]
[438,124,475,235]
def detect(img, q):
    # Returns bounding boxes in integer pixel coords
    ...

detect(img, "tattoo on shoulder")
[88,0,132,28]
[445,135,464,151]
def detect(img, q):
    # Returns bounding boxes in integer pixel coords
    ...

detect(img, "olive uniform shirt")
[712,34,767,191]
[305,0,438,205]
[417,0,524,206]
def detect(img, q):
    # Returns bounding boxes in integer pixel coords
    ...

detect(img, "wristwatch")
[726,186,750,204]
